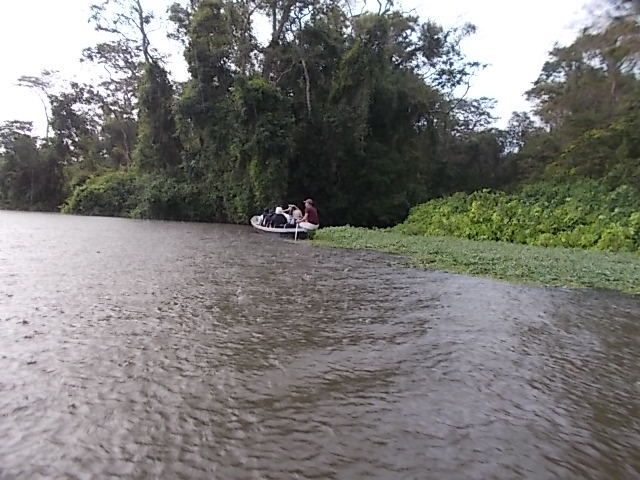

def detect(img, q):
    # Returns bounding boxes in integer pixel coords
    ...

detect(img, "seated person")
[284,204,303,224]
[259,208,272,226]
[283,204,302,226]
[300,198,319,225]
[270,207,288,228]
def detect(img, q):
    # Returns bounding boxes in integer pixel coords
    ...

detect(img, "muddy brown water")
[1,211,639,479]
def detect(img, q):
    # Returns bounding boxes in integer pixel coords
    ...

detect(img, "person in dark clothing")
[270,207,288,228]
[260,208,272,226]
[301,198,319,225]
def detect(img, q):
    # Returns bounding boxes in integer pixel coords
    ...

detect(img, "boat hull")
[250,216,319,235]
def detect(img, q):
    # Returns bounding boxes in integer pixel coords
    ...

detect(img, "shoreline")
[4,210,639,295]
[312,227,640,295]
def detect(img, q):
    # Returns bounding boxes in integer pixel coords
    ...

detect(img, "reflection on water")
[1,211,639,479]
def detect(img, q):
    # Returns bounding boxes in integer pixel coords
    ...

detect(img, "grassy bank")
[313,227,640,295]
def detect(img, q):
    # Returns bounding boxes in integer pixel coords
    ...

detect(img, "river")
[1,211,639,479]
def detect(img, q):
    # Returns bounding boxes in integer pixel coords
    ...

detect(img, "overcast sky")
[0,0,589,135]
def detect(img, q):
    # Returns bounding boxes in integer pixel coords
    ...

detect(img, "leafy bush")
[395,180,640,253]
[63,170,225,222]
[131,174,224,222]
[62,170,139,217]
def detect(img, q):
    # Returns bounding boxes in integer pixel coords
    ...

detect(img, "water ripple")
[0,211,639,479]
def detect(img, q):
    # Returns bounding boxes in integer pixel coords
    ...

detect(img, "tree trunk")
[301,58,312,118]
[134,0,152,64]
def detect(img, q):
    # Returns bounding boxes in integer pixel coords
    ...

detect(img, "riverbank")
[313,227,640,295]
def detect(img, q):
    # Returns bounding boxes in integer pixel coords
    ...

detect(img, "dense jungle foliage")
[1,0,639,236]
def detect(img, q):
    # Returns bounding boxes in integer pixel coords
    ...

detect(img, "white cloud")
[403,0,589,123]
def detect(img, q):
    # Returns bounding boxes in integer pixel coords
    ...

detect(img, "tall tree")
[81,40,140,166]
[89,0,157,63]
[134,61,182,172]
[0,121,64,210]
[16,70,57,139]
[84,0,162,166]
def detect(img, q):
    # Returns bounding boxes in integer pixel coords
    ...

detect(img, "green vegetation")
[3,0,493,225]
[314,227,640,294]
[395,180,640,253]
[61,169,221,221]
[62,170,139,217]
[0,0,570,223]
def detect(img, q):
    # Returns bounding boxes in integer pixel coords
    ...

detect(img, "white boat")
[250,215,319,236]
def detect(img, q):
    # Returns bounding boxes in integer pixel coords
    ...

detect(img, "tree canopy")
[2,0,639,225]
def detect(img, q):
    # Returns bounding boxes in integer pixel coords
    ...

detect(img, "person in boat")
[281,206,293,225]
[283,204,303,225]
[259,208,272,227]
[300,198,319,225]
[270,206,288,228]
